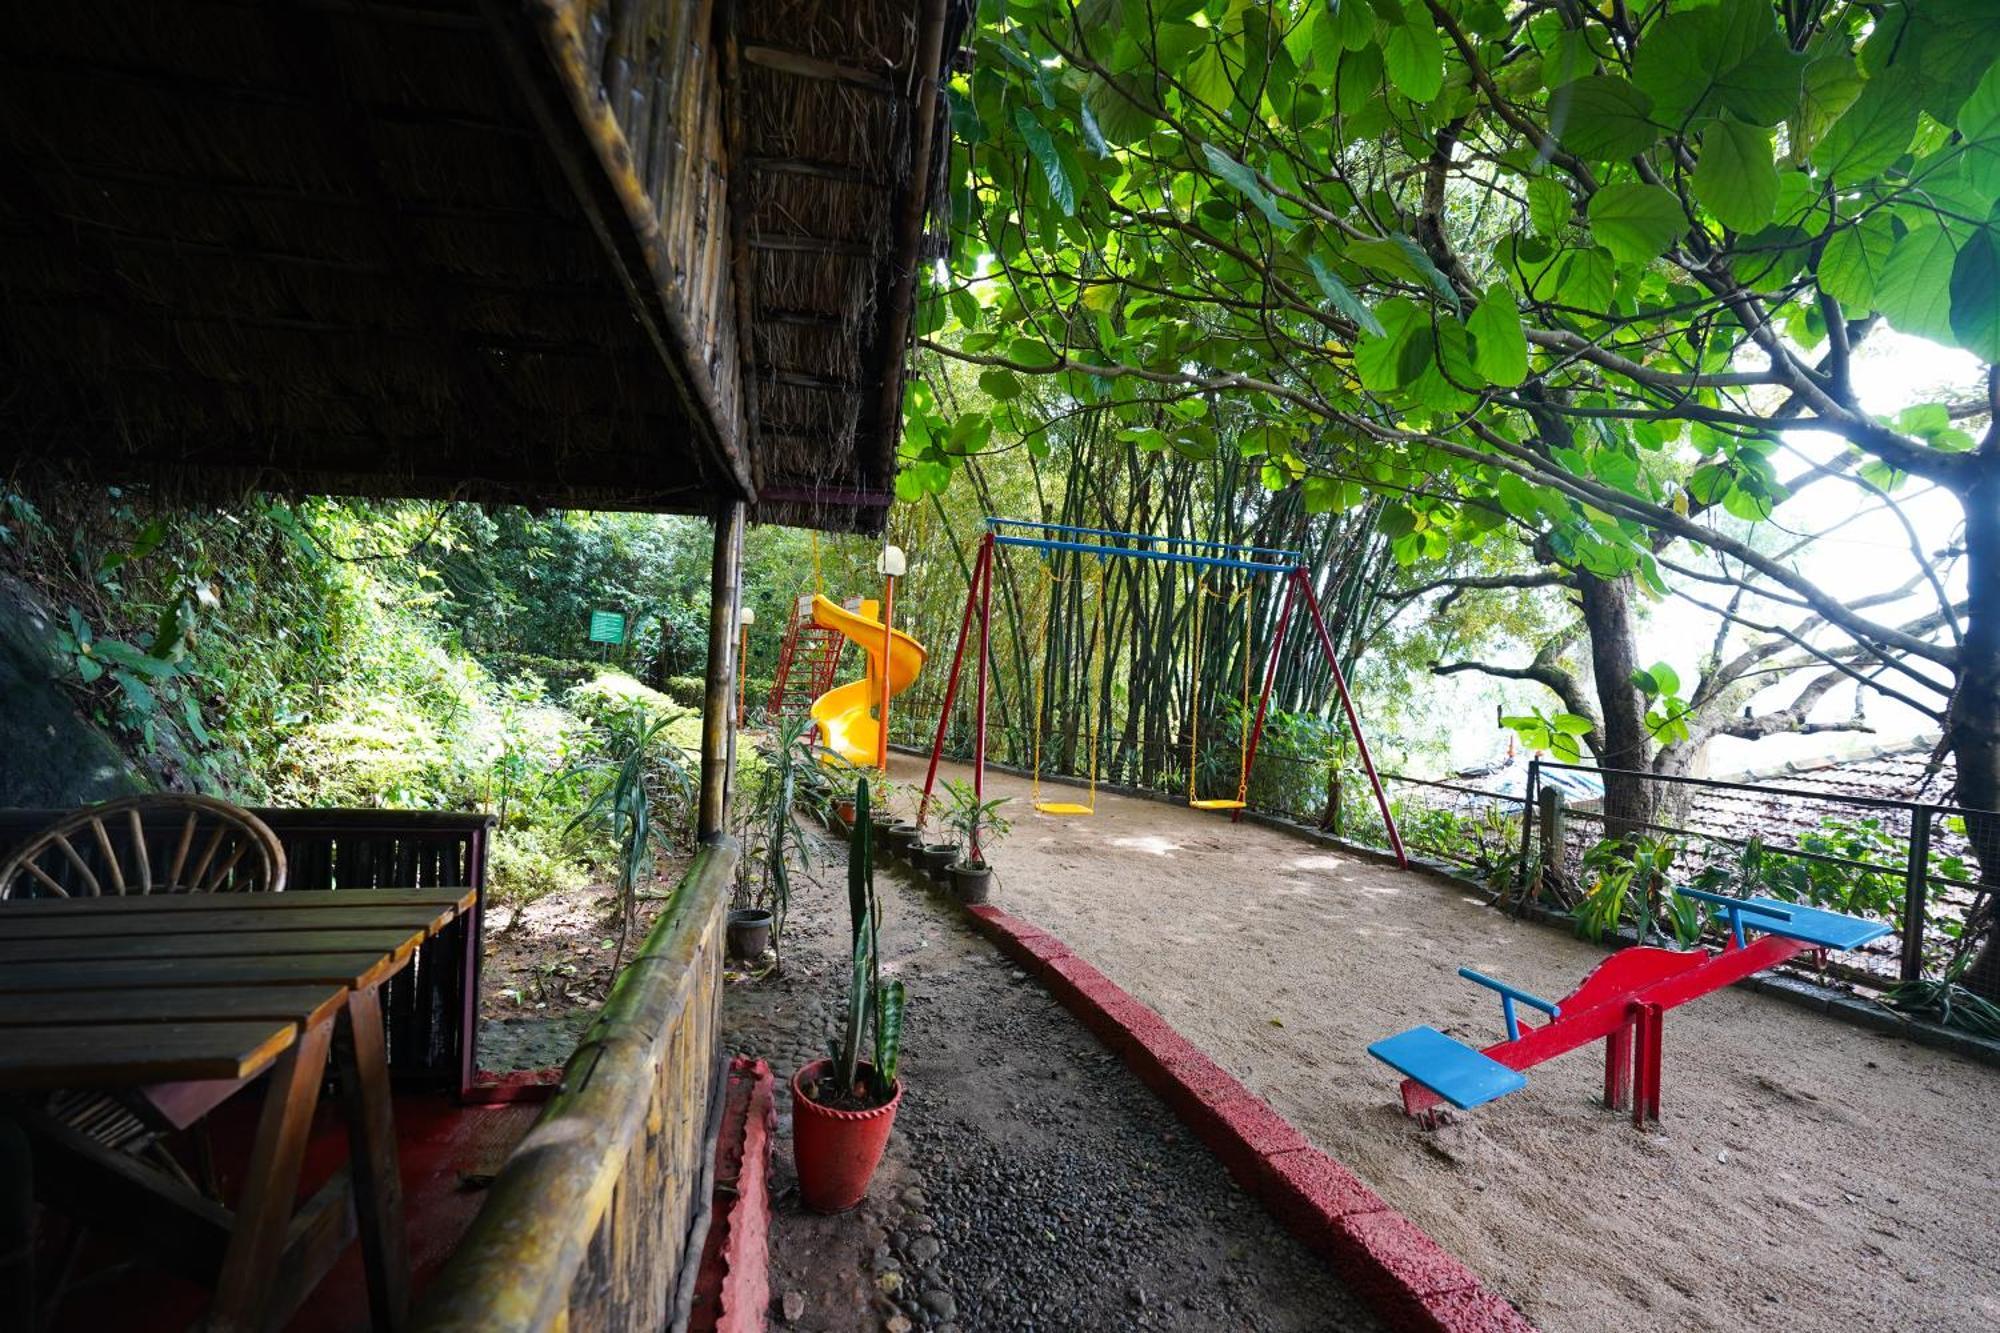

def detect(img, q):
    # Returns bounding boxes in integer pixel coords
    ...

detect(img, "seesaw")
[1368,887,1891,1127]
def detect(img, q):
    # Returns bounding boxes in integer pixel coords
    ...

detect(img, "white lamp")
[739,605,756,627]
[877,544,907,578]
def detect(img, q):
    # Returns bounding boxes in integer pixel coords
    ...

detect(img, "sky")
[1426,328,1979,778]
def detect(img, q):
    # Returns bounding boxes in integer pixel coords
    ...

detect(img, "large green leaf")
[1493,471,1541,524]
[1348,236,1460,310]
[1467,285,1528,386]
[1957,60,2000,195]
[1818,215,1897,310]
[1085,75,1158,145]
[1632,0,1802,128]
[1201,143,1297,232]
[1587,183,1685,264]
[1516,244,1616,311]
[1791,41,1866,163]
[1693,119,1779,233]
[1382,7,1444,101]
[1012,107,1074,216]
[1527,177,1573,238]
[1948,225,2000,360]
[1550,77,1660,160]
[1307,255,1386,337]
[1324,0,1376,54]
[1874,218,1959,344]
[1353,298,1425,392]
[1817,69,1922,185]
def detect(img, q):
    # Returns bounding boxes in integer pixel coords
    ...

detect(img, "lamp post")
[876,544,906,771]
[736,605,755,727]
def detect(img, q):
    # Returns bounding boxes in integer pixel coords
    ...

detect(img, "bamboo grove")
[882,373,1393,817]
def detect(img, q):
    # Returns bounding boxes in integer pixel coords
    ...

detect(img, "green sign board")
[587,609,627,645]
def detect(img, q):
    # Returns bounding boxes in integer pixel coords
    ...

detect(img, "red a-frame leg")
[919,533,992,824]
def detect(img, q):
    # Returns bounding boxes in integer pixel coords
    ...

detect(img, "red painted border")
[964,904,1537,1333]
[720,1057,777,1332]
[693,1056,778,1333]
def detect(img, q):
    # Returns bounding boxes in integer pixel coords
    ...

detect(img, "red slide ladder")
[766,594,847,722]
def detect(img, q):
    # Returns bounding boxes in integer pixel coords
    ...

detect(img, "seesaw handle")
[1458,967,1561,1042]
[1674,887,1793,948]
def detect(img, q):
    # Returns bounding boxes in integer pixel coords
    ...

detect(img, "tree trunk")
[1577,571,1655,836]
[1954,460,2000,998]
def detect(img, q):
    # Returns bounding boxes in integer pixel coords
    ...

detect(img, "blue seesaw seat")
[1367,1026,1526,1110]
[1674,887,1893,951]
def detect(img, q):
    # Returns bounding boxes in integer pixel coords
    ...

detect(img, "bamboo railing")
[415,838,736,1331]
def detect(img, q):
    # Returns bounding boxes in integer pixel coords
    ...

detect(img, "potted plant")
[792,777,906,1212]
[728,717,819,966]
[941,779,1010,904]
[869,777,921,858]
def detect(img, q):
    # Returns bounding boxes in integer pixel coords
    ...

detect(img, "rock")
[909,1236,940,1263]
[885,1318,913,1333]
[781,1290,806,1323]
[900,1186,929,1209]
[920,1290,958,1322]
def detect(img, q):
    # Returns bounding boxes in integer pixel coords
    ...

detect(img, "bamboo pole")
[698,501,743,840]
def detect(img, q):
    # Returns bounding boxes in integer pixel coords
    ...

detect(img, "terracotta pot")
[950,860,991,904]
[791,1058,902,1213]
[919,843,958,879]
[726,908,773,960]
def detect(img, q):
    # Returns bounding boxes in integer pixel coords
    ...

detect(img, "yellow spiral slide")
[807,594,927,767]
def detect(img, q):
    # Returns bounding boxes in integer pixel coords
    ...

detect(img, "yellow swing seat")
[1188,798,1247,811]
[1034,799,1096,816]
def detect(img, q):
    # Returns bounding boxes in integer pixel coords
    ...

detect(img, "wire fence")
[890,689,1995,995]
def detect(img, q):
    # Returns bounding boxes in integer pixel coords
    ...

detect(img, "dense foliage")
[903,0,1997,986]
[0,490,725,905]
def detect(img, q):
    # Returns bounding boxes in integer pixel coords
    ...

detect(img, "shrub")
[488,824,591,905]
[661,675,706,709]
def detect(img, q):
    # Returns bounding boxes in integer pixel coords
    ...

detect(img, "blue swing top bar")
[985,517,1304,575]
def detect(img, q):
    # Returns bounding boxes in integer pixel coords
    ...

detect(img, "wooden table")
[0,887,475,1333]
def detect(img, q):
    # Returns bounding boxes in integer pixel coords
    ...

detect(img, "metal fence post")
[1901,806,1932,982]
[1322,764,1342,834]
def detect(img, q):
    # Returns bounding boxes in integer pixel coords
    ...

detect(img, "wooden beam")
[748,156,887,188]
[749,234,874,259]
[760,368,863,393]
[740,44,895,93]
[759,309,847,328]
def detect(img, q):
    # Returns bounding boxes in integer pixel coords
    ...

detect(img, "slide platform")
[808,594,926,767]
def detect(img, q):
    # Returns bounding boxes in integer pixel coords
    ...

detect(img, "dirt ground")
[891,755,2000,1333]
[724,822,1377,1331]
[477,865,688,1073]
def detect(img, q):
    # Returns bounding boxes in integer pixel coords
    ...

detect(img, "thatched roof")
[0,0,966,534]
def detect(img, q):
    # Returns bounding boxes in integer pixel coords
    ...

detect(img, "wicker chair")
[0,795,287,1197]
[0,793,286,899]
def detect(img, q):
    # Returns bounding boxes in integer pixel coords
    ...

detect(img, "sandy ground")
[890,754,2000,1333]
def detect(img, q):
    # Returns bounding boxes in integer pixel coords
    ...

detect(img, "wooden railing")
[0,806,493,1094]
[415,838,735,1332]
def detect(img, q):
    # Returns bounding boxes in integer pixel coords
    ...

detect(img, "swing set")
[918,518,1406,866]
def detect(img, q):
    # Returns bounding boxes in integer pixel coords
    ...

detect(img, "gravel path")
[725,823,1377,1332]
[899,755,2000,1333]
